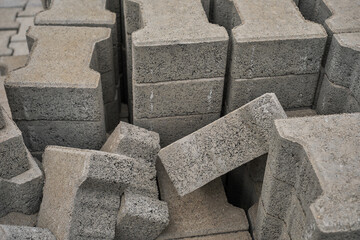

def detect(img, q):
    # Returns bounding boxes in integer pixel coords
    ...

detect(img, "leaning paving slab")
[256,113,360,240]
[115,190,169,240]
[0,107,43,218]
[37,146,154,240]
[156,161,249,239]
[0,225,55,240]
[158,93,286,196]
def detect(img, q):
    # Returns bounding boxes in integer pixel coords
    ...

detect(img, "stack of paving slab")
[255,113,360,240]
[35,0,121,131]
[0,0,44,57]
[297,0,360,114]
[158,94,287,239]
[0,106,43,221]
[4,26,110,157]
[123,0,229,146]
[35,122,169,240]
[209,0,327,113]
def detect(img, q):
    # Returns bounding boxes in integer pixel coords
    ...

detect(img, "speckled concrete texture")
[256,113,360,240]
[159,93,286,196]
[38,146,155,240]
[156,161,249,239]
[0,225,55,240]
[115,190,169,240]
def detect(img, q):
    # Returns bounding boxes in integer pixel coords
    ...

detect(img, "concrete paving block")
[257,114,360,239]
[0,31,16,56]
[129,0,228,84]
[0,212,37,227]
[5,26,110,121]
[286,108,317,118]
[16,119,106,152]
[216,0,327,79]
[133,77,224,119]
[0,55,28,75]
[317,0,360,35]
[18,0,44,17]
[102,121,160,166]
[226,73,319,112]
[8,41,29,56]
[0,107,29,179]
[0,225,55,240]
[0,8,21,30]
[158,93,286,196]
[0,142,43,218]
[115,191,169,240]
[35,0,119,79]
[181,231,252,240]
[156,161,249,239]
[0,0,28,8]
[134,112,220,147]
[316,74,360,114]
[38,146,152,240]
[104,94,120,132]
[11,17,34,42]
[0,77,11,118]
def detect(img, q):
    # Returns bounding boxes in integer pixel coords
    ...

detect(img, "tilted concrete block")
[0,8,21,30]
[5,26,110,121]
[317,33,360,114]
[0,225,55,240]
[37,146,155,240]
[256,113,360,240]
[158,93,287,196]
[115,190,169,240]
[156,161,249,239]
[0,77,11,119]
[101,121,160,166]
[0,108,44,218]
[134,112,220,147]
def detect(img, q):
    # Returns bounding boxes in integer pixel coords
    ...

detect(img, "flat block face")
[229,0,327,78]
[130,0,228,83]
[35,0,116,27]
[5,26,111,121]
[0,225,56,240]
[276,114,360,234]
[17,120,106,152]
[321,0,360,34]
[0,8,21,30]
[227,74,318,112]
[38,146,149,240]
[133,78,224,119]
[156,161,249,239]
[0,108,29,179]
[134,113,220,147]
[158,93,286,196]
[101,121,160,166]
[0,0,27,8]
[116,191,169,240]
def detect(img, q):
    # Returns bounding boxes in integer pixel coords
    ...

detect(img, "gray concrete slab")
[0,55,28,75]
[0,31,15,56]
[156,161,249,239]
[11,17,34,42]
[0,212,37,227]
[0,0,28,8]
[8,41,29,56]
[0,225,55,240]
[38,146,153,240]
[158,93,286,196]
[18,0,43,17]
[256,113,360,239]
[0,77,11,117]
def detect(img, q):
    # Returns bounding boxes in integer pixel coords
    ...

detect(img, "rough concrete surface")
[0,225,55,240]
[156,161,249,239]
[115,190,169,240]
[159,93,286,196]
[0,212,37,227]
[38,146,155,240]
[256,113,360,240]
